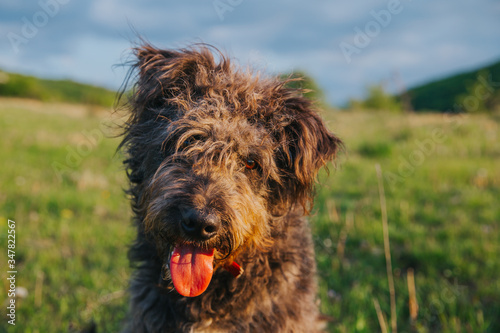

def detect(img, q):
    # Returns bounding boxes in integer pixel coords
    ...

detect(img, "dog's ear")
[133,45,180,112]
[274,93,342,213]
[131,44,223,116]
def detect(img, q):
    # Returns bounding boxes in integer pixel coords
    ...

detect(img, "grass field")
[0,98,499,332]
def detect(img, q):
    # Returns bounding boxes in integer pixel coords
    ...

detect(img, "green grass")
[314,110,500,332]
[0,99,131,332]
[0,100,499,332]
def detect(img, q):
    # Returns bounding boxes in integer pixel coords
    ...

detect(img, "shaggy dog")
[119,43,342,332]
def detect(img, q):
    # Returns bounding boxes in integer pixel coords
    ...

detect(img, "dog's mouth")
[168,244,215,297]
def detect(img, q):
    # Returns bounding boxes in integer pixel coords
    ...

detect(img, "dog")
[119,43,342,332]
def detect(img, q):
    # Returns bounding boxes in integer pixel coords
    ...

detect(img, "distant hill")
[0,69,325,109]
[406,59,500,112]
[0,70,116,107]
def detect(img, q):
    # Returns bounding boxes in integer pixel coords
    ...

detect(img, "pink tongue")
[169,245,214,297]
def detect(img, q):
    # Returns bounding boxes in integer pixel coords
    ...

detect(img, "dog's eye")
[181,136,197,149]
[245,159,257,170]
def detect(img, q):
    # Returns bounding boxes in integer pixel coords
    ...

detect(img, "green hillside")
[407,59,500,112]
[0,70,116,107]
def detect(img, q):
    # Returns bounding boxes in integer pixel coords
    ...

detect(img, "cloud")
[0,0,499,105]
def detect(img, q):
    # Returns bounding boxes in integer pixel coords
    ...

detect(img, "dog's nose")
[181,210,221,241]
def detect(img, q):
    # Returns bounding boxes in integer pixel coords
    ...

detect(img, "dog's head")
[120,44,342,297]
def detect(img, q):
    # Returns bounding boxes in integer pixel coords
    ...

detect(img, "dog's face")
[121,45,341,297]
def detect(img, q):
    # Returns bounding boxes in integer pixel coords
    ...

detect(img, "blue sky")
[1,0,499,106]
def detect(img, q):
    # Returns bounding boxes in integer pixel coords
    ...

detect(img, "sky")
[1,0,500,106]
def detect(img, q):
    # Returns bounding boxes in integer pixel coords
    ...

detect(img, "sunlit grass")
[0,99,498,332]
[315,110,499,332]
[0,99,132,332]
